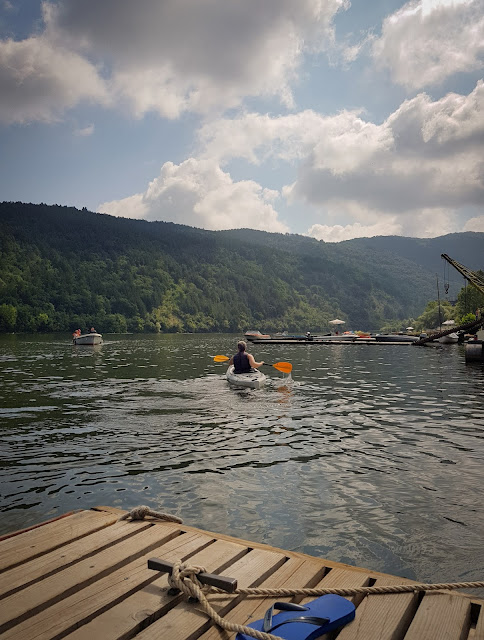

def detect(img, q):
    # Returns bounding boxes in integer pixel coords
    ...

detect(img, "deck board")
[0,520,150,598]
[404,591,471,640]
[198,556,327,640]
[335,576,418,640]
[135,548,287,640]
[473,604,484,639]
[0,522,181,632]
[0,510,117,572]
[0,507,482,640]
[63,538,250,640]
[1,529,210,640]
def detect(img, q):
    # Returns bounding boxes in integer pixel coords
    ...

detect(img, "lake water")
[1,333,483,587]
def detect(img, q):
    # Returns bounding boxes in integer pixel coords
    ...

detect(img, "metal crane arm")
[441,254,484,297]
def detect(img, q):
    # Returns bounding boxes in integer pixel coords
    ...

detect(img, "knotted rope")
[118,505,183,524]
[168,560,287,640]
[119,508,484,640]
[167,561,484,640]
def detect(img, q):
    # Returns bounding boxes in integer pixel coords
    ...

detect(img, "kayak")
[226,365,267,389]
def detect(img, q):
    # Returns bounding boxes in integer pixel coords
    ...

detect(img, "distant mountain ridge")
[341,234,484,272]
[0,202,482,334]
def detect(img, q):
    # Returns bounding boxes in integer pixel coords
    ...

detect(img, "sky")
[0,0,483,242]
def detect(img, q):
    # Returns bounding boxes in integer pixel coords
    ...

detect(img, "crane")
[413,255,484,345]
[441,254,484,297]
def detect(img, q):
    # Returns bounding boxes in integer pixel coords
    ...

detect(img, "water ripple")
[0,333,483,586]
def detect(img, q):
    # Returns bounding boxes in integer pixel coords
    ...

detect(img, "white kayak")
[226,365,267,389]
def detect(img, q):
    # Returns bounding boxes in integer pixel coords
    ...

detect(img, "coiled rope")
[118,505,183,524]
[121,508,484,640]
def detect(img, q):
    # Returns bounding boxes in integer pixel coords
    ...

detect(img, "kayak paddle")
[212,355,292,374]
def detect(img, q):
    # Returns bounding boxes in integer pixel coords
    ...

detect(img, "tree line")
[0,202,482,334]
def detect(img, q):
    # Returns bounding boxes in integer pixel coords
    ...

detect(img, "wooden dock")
[1,505,483,639]
[250,338,413,345]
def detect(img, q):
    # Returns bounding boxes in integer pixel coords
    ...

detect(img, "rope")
[168,560,283,640]
[119,508,484,639]
[166,560,484,640]
[118,505,183,524]
[227,580,484,597]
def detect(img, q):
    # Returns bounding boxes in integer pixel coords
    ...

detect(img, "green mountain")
[0,202,482,334]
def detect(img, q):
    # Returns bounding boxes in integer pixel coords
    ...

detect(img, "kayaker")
[228,341,264,374]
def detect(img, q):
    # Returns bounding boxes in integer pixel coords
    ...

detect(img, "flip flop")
[235,594,355,640]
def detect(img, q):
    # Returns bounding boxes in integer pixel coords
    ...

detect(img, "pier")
[412,317,483,346]
[1,506,483,639]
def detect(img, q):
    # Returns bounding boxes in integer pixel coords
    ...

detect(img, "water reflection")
[0,333,483,587]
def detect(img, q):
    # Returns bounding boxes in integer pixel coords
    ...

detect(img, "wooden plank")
[93,507,404,581]
[404,592,471,640]
[1,530,214,640]
[0,520,150,599]
[300,566,372,607]
[64,537,250,640]
[336,575,419,640]
[472,603,484,639]
[198,556,328,640]
[0,511,79,542]
[0,510,118,572]
[0,522,181,633]
[135,547,288,640]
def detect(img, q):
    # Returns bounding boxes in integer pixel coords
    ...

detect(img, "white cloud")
[307,220,403,242]
[199,81,483,237]
[372,0,484,90]
[98,158,289,233]
[0,36,108,124]
[0,0,347,123]
[74,124,94,137]
[463,216,484,231]
[198,109,393,170]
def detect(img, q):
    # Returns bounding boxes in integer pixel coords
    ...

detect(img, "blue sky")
[1,0,483,241]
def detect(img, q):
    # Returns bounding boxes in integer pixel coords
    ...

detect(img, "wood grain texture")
[0,510,118,572]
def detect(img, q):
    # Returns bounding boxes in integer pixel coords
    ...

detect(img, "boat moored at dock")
[374,334,419,343]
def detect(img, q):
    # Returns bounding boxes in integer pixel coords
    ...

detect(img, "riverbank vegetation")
[1,202,483,334]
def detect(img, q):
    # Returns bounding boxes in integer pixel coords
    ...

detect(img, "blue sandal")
[235,594,355,640]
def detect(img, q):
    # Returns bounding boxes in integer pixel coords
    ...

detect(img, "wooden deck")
[250,338,413,345]
[0,506,483,639]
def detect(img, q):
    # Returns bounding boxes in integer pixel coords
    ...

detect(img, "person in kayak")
[228,341,264,373]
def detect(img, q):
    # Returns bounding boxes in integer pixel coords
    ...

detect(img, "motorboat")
[244,330,271,340]
[438,332,459,344]
[226,365,266,389]
[374,334,419,343]
[73,332,103,345]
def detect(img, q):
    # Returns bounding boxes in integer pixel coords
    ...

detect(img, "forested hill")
[0,202,482,334]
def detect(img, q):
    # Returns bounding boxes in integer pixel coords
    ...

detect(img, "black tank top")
[233,352,251,373]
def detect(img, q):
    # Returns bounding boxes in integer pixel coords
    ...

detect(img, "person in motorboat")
[228,341,264,374]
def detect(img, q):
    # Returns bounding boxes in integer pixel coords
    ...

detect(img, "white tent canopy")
[329,319,345,325]
[442,319,455,325]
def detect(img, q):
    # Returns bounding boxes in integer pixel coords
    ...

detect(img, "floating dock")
[250,338,414,345]
[1,506,483,639]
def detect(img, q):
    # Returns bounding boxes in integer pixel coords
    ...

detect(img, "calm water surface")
[1,333,483,586]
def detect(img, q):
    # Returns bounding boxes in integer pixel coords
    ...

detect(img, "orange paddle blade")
[213,355,229,362]
[272,361,292,373]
